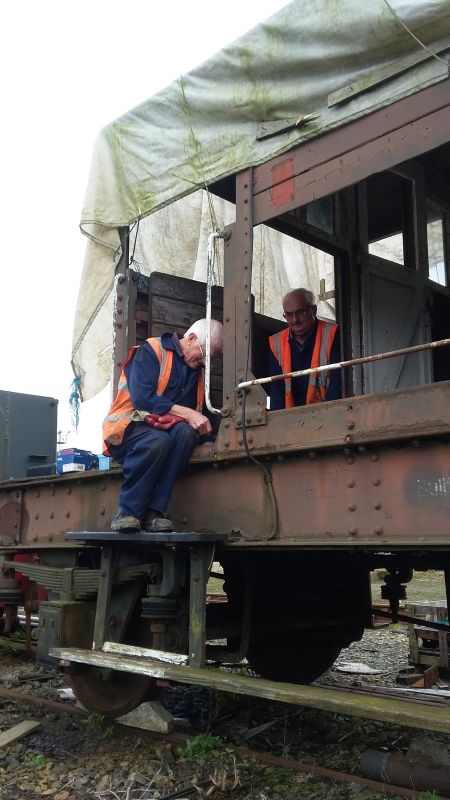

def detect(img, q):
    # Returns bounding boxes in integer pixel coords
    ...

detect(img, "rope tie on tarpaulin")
[69,376,82,430]
[382,0,449,67]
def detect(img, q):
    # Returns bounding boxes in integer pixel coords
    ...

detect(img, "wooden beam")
[0,720,41,747]
[51,646,450,734]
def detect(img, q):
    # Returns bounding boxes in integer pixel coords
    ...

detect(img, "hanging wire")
[68,377,82,430]
[382,0,449,67]
[129,218,142,272]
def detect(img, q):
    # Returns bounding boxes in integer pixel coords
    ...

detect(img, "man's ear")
[312,304,318,316]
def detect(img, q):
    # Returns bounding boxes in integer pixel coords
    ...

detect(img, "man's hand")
[170,404,212,436]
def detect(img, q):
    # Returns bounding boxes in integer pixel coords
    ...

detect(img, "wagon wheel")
[247,631,345,684]
[222,557,364,685]
[70,599,159,718]
[70,666,158,718]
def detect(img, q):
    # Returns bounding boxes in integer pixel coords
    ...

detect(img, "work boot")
[142,510,173,533]
[111,512,141,532]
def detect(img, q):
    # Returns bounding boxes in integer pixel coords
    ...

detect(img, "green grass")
[371,570,447,605]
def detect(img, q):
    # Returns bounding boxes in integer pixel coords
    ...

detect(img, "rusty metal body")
[1,77,450,717]
[1,385,448,549]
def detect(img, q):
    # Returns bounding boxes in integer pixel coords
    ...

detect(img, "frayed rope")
[69,377,81,430]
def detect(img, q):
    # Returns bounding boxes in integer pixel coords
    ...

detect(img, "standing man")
[268,288,341,410]
[103,319,223,533]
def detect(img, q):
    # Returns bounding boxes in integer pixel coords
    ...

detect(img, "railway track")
[0,686,447,798]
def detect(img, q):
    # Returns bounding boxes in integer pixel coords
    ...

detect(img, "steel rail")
[236,337,450,391]
[0,686,441,798]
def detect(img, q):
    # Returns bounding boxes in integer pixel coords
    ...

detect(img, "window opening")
[426,202,447,286]
[367,173,414,267]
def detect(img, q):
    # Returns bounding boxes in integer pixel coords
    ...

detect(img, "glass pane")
[306,197,333,235]
[427,204,447,286]
[369,233,404,265]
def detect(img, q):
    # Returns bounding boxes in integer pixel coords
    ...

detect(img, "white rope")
[382,0,449,67]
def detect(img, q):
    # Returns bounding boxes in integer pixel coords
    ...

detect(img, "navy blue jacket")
[269,321,342,410]
[125,333,200,416]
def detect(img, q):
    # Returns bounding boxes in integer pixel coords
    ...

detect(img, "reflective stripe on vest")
[269,321,338,408]
[103,337,204,448]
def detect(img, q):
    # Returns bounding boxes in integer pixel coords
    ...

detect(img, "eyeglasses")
[283,307,313,320]
[197,342,206,363]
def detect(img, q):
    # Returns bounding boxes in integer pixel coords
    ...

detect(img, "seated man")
[268,288,341,410]
[103,318,223,533]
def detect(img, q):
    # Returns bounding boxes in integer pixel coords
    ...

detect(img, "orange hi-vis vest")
[268,320,338,408]
[103,337,205,448]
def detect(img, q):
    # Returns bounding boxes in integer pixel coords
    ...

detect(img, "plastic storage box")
[56,449,98,474]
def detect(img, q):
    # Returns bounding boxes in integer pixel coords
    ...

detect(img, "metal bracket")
[234,401,267,429]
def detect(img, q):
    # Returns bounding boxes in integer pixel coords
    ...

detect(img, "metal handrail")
[205,230,229,415]
[236,338,450,391]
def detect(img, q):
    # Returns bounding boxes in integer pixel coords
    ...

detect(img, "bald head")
[282,288,317,343]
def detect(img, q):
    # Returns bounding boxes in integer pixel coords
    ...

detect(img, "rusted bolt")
[374,525,383,535]
[48,534,54,542]
[373,478,381,486]
[65,511,71,518]
[32,536,38,543]
[348,480,355,488]
[49,512,54,519]
[348,504,356,512]
[67,488,72,495]
[36,491,40,498]
[224,421,230,428]
[374,502,382,510]
[371,453,379,462]
[247,436,253,444]
[224,441,230,448]
[100,508,105,515]
[101,485,106,492]
[345,435,353,443]
[238,438,243,445]
[349,527,358,536]
[347,421,355,430]
[35,514,39,520]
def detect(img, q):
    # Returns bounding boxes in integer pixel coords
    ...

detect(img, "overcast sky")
[1,0,288,454]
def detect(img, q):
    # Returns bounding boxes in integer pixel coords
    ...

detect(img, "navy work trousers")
[109,422,198,520]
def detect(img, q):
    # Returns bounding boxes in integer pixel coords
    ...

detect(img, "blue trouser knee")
[110,422,198,519]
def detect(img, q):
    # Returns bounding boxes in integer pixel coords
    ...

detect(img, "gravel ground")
[0,627,449,800]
